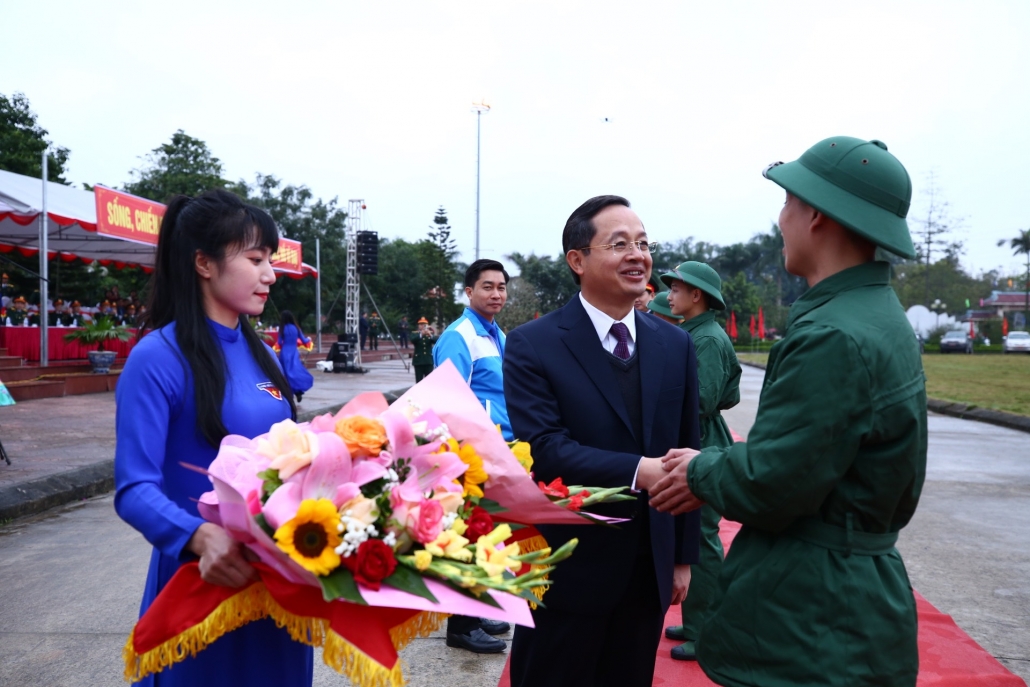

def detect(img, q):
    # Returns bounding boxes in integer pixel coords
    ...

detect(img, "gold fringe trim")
[122,582,448,687]
[516,534,551,608]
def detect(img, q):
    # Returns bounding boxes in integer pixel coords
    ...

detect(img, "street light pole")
[472,100,491,261]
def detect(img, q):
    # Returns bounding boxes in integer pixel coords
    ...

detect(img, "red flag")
[749,315,756,338]
[1003,317,1009,336]
[758,307,766,340]
[729,311,738,339]
[969,320,975,339]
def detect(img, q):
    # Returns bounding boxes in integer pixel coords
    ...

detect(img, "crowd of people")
[0,277,146,327]
[112,136,928,687]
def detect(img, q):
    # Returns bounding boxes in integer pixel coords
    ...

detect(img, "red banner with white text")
[93,185,163,246]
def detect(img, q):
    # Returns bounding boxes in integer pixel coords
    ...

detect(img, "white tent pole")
[315,238,322,354]
[40,150,49,368]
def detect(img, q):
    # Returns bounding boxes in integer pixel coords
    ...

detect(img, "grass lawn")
[921,354,1030,417]
[735,352,1030,417]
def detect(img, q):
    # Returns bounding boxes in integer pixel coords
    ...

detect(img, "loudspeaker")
[327,342,356,372]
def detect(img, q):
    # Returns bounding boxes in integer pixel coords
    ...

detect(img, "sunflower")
[274,498,342,576]
[439,438,489,500]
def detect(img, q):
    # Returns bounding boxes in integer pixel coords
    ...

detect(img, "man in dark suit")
[503,195,703,687]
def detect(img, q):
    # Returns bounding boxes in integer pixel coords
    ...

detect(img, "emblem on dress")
[256,381,284,401]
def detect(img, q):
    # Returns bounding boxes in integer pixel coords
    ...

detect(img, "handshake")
[637,448,703,515]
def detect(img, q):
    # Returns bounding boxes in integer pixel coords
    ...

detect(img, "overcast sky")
[4,0,1029,279]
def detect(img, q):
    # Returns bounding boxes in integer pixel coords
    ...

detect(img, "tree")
[720,272,762,342]
[911,172,964,306]
[890,259,993,315]
[124,130,229,202]
[419,207,464,325]
[997,228,1030,328]
[496,276,541,332]
[505,252,578,315]
[655,237,719,274]
[237,174,349,332]
[0,92,71,184]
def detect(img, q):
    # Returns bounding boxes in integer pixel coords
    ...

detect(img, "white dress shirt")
[579,293,636,357]
[578,293,647,489]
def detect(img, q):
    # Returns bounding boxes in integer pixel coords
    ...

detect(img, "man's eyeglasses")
[575,240,658,254]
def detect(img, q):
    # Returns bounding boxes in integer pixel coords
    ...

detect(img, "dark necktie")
[610,322,631,361]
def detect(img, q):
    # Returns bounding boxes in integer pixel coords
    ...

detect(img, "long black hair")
[142,189,296,446]
[280,310,298,328]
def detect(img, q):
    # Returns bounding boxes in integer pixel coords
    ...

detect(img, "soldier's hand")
[662,447,700,470]
[649,457,704,515]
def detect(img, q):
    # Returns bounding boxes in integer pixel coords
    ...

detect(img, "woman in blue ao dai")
[277,309,314,403]
[114,190,314,686]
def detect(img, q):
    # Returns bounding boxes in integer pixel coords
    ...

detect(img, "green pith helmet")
[647,274,667,294]
[647,291,682,319]
[660,261,726,311]
[763,136,916,259]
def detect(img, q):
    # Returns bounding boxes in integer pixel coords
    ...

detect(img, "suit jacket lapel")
[559,297,635,437]
[635,311,666,454]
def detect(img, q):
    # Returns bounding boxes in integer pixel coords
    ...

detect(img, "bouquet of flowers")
[123,361,630,687]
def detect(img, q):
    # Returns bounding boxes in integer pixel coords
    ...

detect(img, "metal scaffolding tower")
[345,200,364,367]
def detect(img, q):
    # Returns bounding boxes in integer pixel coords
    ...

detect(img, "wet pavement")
[0,364,1026,684]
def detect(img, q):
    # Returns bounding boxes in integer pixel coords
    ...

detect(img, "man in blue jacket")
[504,195,702,687]
[433,258,514,653]
[433,259,513,440]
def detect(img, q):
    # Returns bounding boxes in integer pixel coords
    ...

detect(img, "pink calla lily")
[262,432,383,530]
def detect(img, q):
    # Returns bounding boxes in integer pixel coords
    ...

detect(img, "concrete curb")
[0,460,115,522]
[0,386,412,524]
[925,399,1030,434]
[738,360,1030,436]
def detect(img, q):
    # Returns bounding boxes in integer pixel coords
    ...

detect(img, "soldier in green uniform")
[659,261,741,662]
[411,317,437,383]
[650,137,927,687]
[368,312,380,350]
[7,297,28,326]
[645,291,683,325]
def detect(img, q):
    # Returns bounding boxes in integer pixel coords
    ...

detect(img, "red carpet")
[497,519,1026,686]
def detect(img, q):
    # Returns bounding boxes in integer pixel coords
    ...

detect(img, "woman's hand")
[186,523,259,588]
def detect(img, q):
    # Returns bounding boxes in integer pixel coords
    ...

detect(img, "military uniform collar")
[682,310,717,333]
[788,261,891,327]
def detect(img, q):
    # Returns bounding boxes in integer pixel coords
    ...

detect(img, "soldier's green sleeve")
[695,336,737,420]
[687,325,872,531]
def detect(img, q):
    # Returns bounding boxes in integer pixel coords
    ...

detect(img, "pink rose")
[409,498,444,544]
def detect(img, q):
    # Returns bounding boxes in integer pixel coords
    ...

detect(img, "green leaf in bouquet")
[253,513,275,538]
[516,588,547,609]
[320,568,368,605]
[256,468,283,503]
[382,564,439,604]
[476,498,509,515]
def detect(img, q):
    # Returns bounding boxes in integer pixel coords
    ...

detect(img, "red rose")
[538,477,570,498]
[342,539,397,590]
[464,506,495,542]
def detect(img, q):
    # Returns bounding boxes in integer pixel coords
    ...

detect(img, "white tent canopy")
[0,169,156,266]
[0,169,317,277]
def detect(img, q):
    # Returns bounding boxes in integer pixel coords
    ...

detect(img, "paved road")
[1,365,1026,685]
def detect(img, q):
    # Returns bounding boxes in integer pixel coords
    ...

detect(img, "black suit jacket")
[503,295,702,614]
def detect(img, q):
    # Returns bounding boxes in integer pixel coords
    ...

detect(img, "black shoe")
[665,625,688,641]
[446,628,507,654]
[479,618,511,635]
[671,641,698,661]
